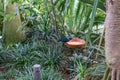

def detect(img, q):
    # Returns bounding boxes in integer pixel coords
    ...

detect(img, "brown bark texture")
[105,0,120,69]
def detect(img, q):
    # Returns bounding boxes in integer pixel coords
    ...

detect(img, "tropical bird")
[58,36,72,42]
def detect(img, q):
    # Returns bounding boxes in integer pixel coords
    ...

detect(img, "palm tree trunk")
[105,0,120,70]
[105,0,120,79]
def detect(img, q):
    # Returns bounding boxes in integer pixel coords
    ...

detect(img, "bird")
[58,36,73,42]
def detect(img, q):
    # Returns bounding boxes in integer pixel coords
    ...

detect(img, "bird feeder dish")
[65,38,85,48]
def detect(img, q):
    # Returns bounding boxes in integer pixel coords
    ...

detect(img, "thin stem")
[50,0,58,31]
[95,25,105,60]
[103,67,110,80]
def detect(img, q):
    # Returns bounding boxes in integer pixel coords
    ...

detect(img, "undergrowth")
[0,0,106,80]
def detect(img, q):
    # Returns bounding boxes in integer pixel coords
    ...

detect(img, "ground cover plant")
[0,0,106,80]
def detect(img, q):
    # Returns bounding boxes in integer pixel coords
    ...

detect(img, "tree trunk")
[3,1,24,46]
[105,0,120,70]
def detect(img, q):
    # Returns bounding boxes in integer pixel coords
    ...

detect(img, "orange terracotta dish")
[65,38,85,48]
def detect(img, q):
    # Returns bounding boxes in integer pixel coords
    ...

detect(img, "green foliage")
[0,2,3,22]
[0,0,106,79]
[0,40,63,79]
[56,0,105,44]
[15,68,62,80]
[0,67,62,80]
[0,40,63,69]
